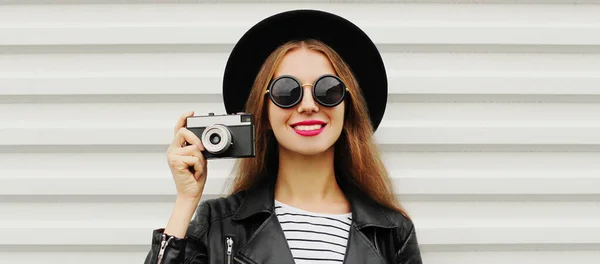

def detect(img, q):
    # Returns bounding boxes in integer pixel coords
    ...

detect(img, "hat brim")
[222,9,387,131]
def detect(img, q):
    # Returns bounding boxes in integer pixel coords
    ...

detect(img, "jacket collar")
[232,174,397,229]
[231,178,275,221]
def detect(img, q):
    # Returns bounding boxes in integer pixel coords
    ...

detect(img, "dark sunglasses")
[265,74,349,108]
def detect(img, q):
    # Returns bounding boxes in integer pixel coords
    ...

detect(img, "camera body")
[186,113,256,159]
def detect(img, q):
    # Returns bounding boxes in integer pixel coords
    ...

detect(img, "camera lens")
[209,134,221,145]
[201,124,232,154]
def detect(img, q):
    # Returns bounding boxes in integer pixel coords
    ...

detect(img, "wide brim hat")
[222,9,387,131]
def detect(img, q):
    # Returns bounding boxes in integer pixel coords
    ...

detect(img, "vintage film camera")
[186,113,256,159]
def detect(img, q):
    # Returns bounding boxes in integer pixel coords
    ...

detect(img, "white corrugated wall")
[1,1,599,263]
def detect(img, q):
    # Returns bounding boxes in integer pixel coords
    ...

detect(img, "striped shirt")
[275,200,353,264]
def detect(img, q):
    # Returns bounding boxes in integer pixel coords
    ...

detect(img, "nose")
[297,85,319,114]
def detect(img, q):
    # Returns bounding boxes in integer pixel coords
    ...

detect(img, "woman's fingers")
[172,127,203,149]
[178,156,205,181]
[166,111,208,199]
[193,159,204,181]
[172,144,204,158]
[173,111,195,135]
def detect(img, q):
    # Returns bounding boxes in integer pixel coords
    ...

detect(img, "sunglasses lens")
[271,77,301,107]
[315,76,345,106]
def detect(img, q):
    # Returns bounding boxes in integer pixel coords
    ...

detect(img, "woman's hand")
[166,111,208,200]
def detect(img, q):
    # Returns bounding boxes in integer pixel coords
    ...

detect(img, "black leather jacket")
[144,178,422,264]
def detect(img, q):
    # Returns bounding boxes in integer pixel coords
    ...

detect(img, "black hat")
[222,9,388,131]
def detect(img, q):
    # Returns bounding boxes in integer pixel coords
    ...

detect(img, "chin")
[277,136,336,156]
[282,145,334,156]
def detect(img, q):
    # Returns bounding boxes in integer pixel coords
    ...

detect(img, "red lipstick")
[290,120,326,136]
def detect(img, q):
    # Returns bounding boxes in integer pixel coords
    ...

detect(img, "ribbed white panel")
[1,2,599,264]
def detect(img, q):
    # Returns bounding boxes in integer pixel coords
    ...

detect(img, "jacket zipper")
[226,237,248,264]
[157,233,174,264]
[226,236,233,264]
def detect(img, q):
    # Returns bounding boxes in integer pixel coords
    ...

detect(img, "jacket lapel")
[231,179,296,264]
[342,181,396,264]
[343,224,388,264]
[234,215,296,264]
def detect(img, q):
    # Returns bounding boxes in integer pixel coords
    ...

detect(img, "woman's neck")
[273,145,349,213]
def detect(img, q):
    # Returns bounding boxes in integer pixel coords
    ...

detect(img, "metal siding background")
[0,1,599,263]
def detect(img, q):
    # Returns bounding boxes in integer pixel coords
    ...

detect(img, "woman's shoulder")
[376,205,417,242]
[195,190,248,220]
[386,208,414,228]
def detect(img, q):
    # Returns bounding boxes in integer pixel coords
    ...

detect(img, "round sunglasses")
[265,74,348,108]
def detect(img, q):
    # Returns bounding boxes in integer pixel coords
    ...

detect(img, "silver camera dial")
[201,124,233,154]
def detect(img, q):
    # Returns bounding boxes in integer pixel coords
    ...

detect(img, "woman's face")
[268,47,345,156]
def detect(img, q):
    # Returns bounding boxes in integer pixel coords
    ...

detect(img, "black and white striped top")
[275,200,353,264]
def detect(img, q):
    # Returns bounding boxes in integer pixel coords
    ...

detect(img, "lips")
[290,120,326,136]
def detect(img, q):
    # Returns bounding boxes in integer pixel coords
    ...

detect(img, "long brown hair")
[227,39,408,218]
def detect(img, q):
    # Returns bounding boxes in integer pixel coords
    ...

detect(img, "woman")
[145,10,422,264]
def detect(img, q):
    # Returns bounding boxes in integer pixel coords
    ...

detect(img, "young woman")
[145,10,422,264]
